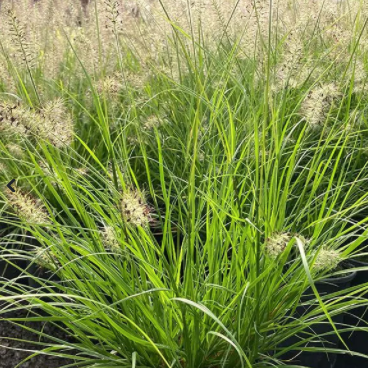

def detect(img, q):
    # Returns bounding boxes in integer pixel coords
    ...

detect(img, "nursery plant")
[1,0,368,367]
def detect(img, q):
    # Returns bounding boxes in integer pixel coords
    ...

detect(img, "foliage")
[1,1,368,367]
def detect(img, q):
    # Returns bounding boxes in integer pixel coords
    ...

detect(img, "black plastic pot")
[0,222,20,282]
[25,237,61,290]
[0,243,29,287]
[280,263,356,368]
[27,262,60,290]
[26,253,61,317]
[341,259,368,366]
[1,221,43,287]
[0,259,25,281]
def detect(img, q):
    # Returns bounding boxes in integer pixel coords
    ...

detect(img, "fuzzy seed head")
[143,115,162,130]
[265,232,292,259]
[96,75,122,96]
[6,188,50,225]
[102,226,121,252]
[1,100,73,148]
[6,143,24,158]
[38,99,74,148]
[0,162,8,174]
[301,83,341,127]
[313,248,341,272]
[295,234,310,247]
[34,247,59,270]
[121,188,151,227]
[5,7,37,69]
[0,101,33,136]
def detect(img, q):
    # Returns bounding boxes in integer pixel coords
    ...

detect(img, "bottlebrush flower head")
[301,83,341,127]
[6,144,24,158]
[34,247,59,270]
[0,101,33,136]
[120,188,152,227]
[265,232,292,259]
[313,248,341,272]
[102,225,121,252]
[38,98,74,148]
[6,188,50,225]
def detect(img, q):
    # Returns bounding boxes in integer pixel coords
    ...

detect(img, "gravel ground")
[0,307,75,368]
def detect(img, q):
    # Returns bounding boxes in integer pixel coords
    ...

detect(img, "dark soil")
[0,307,75,368]
[335,354,361,368]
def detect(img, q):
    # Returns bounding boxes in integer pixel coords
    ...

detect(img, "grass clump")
[1,0,368,367]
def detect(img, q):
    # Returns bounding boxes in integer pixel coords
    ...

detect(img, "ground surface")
[0,307,363,368]
[0,308,74,368]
